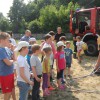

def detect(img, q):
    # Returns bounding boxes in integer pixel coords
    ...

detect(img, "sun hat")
[14,41,29,51]
[57,41,65,47]
[29,38,36,42]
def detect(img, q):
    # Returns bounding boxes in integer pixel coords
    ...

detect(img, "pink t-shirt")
[50,42,56,56]
[55,51,66,70]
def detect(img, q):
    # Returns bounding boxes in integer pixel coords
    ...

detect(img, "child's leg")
[42,73,48,91]
[77,52,81,61]
[64,68,67,78]
[57,70,63,87]
[17,81,30,100]
[48,73,51,87]
[68,68,71,75]
[67,63,71,76]
[4,92,11,100]
[32,75,41,100]
[11,88,16,100]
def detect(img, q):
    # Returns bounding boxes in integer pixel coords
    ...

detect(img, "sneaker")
[62,84,66,88]
[59,85,65,90]
[61,79,66,84]
[48,86,55,91]
[43,91,50,97]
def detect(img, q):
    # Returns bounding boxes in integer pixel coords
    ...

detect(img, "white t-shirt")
[76,41,84,51]
[42,43,51,50]
[10,38,17,46]
[16,55,30,82]
[42,43,53,65]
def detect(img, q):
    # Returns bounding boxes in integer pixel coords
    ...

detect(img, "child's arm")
[56,58,59,72]
[20,67,34,86]
[3,59,13,66]
[31,66,41,82]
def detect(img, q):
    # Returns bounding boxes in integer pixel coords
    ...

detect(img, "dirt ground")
[0,55,100,100]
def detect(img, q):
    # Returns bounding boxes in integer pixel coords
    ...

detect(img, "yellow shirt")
[42,57,50,73]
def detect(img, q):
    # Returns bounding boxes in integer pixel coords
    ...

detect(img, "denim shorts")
[66,63,71,68]
[17,81,30,100]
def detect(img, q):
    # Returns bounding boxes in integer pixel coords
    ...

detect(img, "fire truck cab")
[70,7,100,56]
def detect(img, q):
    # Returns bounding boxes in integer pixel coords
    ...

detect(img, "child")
[76,36,84,63]
[48,31,56,68]
[64,41,73,77]
[41,34,55,90]
[15,41,34,100]
[26,37,37,98]
[5,40,17,100]
[55,41,66,90]
[59,36,66,45]
[0,32,15,100]
[42,47,52,96]
[26,37,37,71]
[41,34,51,62]
[48,31,56,82]
[30,44,42,100]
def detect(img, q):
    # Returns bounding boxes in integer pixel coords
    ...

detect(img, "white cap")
[57,41,64,47]
[29,38,36,42]
[14,41,29,51]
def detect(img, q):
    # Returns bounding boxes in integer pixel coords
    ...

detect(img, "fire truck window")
[78,11,91,34]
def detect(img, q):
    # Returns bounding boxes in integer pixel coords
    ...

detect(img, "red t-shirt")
[55,51,66,70]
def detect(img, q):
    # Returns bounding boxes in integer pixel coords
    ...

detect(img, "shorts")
[57,70,64,79]
[0,73,14,93]
[66,63,71,68]
[77,49,82,53]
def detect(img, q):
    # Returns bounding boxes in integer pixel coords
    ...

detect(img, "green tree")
[8,0,27,33]
[0,13,10,31]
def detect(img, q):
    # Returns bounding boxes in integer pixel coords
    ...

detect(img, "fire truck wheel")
[84,40,99,56]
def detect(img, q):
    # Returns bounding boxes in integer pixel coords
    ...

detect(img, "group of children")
[0,30,86,100]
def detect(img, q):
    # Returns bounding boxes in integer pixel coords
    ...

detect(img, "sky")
[0,0,29,17]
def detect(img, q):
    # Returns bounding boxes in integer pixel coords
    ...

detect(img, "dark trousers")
[32,75,41,100]
[73,42,77,53]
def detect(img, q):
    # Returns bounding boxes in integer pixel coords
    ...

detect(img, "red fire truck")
[70,7,100,56]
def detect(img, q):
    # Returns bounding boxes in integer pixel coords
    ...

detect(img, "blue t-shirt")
[5,47,13,60]
[20,35,30,42]
[26,55,32,71]
[0,47,13,76]
[64,48,73,64]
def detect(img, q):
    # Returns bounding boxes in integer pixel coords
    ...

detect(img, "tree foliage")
[0,13,10,32]
[0,0,99,33]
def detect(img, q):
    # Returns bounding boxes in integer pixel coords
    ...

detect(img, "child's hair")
[66,41,71,45]
[48,31,55,36]
[44,34,51,41]
[59,36,66,41]
[43,47,52,53]
[57,46,63,52]
[19,47,27,52]
[0,32,10,40]
[76,36,81,40]
[32,44,40,53]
